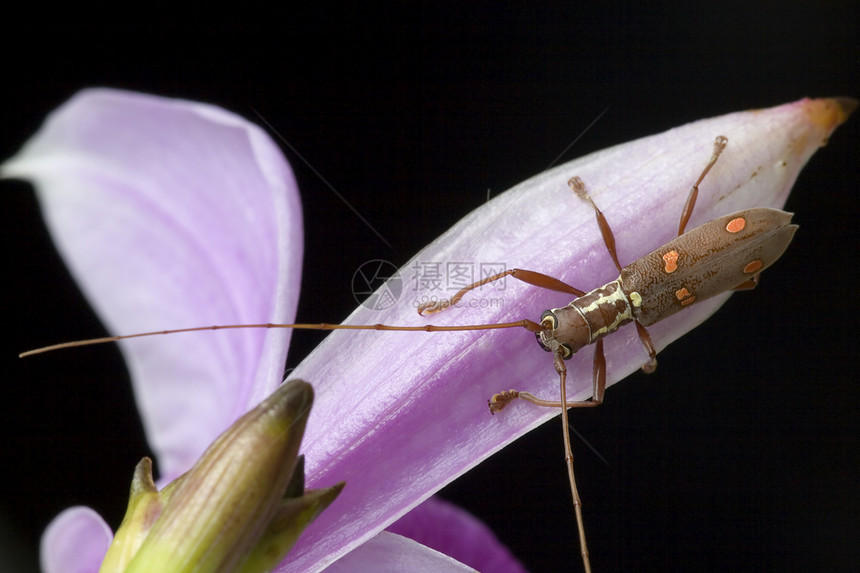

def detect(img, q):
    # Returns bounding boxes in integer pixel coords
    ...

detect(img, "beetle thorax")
[536,279,636,359]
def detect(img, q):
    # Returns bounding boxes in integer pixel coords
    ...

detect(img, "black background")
[1,5,857,572]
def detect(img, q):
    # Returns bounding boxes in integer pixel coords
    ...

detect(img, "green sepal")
[100,457,177,572]
[236,481,346,573]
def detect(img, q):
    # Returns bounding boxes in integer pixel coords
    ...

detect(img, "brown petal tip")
[805,97,857,137]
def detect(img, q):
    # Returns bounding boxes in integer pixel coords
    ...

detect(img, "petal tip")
[804,96,857,136]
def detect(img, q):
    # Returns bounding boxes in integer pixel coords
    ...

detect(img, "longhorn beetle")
[22,136,797,572]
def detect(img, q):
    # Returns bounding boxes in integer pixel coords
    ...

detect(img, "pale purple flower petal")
[323,532,476,573]
[282,98,851,571]
[388,497,527,573]
[9,95,850,572]
[40,507,112,573]
[2,89,303,483]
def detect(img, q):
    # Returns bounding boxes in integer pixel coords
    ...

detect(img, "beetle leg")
[570,176,622,273]
[634,321,658,373]
[677,135,729,235]
[418,268,585,315]
[489,339,607,410]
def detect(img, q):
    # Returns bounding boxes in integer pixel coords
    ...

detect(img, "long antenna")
[20,319,544,358]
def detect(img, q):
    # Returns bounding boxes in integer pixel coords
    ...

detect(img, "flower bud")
[100,379,343,573]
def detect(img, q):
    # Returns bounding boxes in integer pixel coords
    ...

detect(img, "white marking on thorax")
[578,280,634,342]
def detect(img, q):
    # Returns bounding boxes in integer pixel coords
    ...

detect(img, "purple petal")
[283,99,850,570]
[2,89,302,483]
[40,507,112,573]
[320,532,476,573]
[388,497,527,573]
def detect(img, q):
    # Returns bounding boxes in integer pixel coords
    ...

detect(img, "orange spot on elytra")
[744,259,763,274]
[726,217,746,233]
[675,287,696,306]
[662,251,679,273]
[675,287,695,306]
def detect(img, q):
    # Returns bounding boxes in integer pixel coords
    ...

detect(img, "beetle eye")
[560,343,573,360]
[540,310,558,330]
